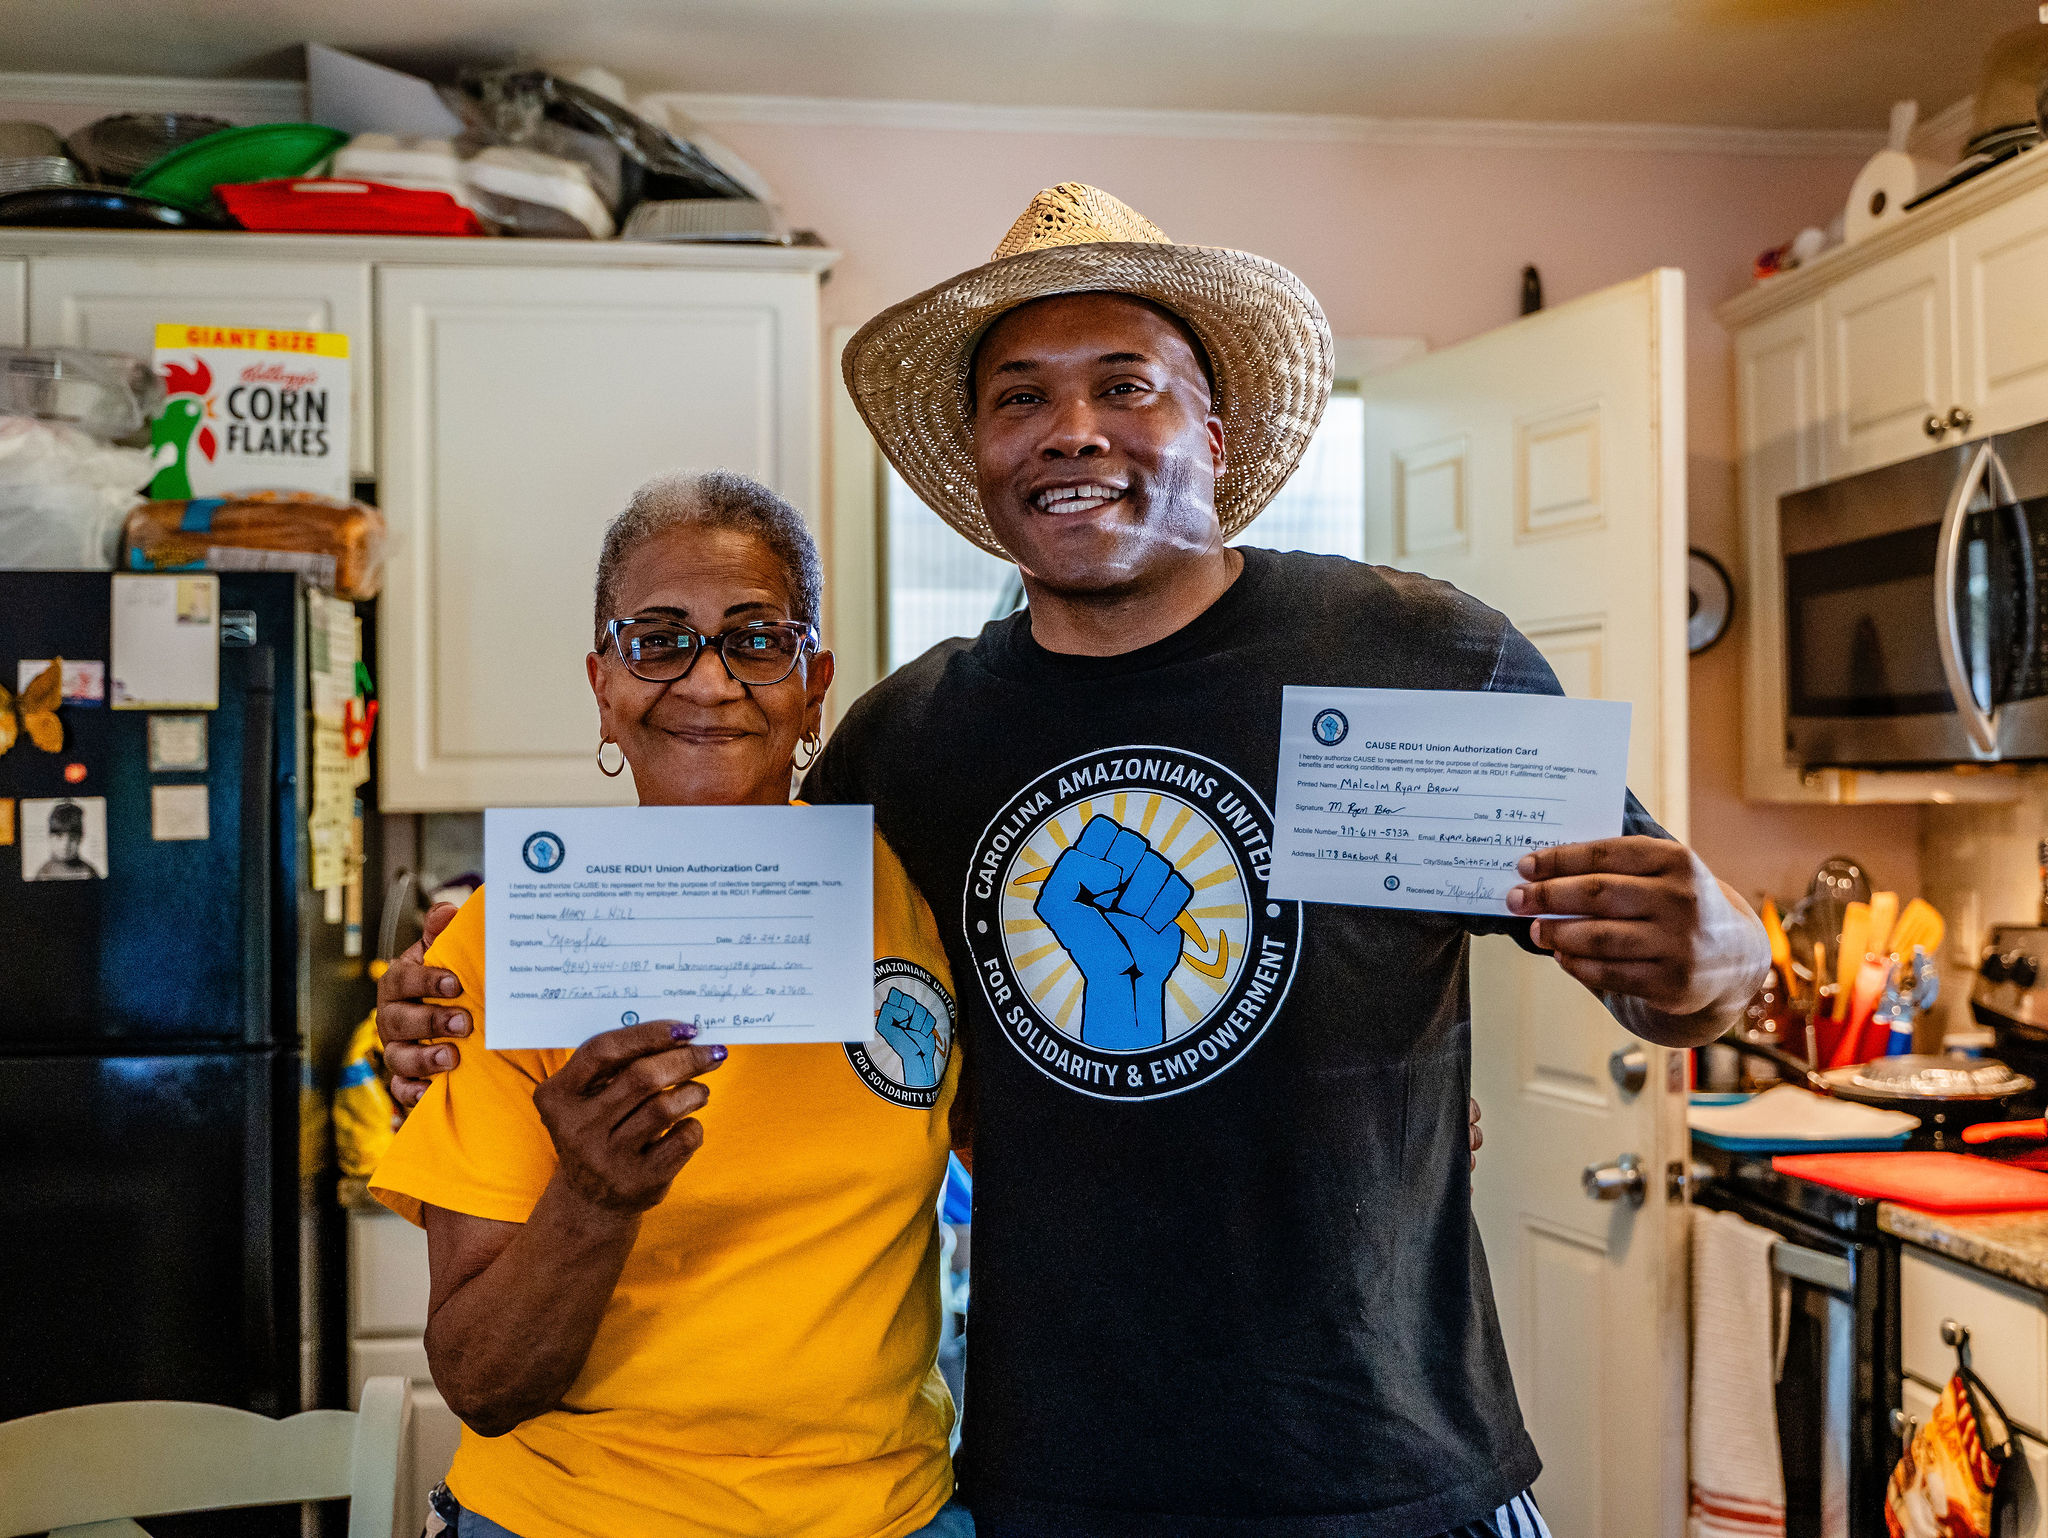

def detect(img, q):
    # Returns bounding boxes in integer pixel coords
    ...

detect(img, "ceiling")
[1,0,2037,130]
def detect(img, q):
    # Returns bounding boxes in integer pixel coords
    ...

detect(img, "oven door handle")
[1934,441,2005,757]
[1772,1239,1853,1294]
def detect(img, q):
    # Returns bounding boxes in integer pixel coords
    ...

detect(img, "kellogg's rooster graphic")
[149,358,218,500]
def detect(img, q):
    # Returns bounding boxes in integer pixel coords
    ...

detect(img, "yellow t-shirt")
[370,832,960,1538]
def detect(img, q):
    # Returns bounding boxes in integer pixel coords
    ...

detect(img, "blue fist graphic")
[1035,815,1193,1050]
[875,987,944,1089]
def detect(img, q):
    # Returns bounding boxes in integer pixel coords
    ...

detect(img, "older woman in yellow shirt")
[371,471,971,1538]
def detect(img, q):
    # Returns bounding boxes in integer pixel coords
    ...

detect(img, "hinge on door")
[1667,1159,1712,1202]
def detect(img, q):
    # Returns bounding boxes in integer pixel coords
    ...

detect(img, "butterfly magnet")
[0,658,64,756]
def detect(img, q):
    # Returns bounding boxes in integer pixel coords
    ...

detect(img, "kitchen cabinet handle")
[1948,406,1975,433]
[1933,441,2015,757]
[1927,414,1951,439]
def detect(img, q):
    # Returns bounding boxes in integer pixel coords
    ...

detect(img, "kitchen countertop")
[1879,1203,2048,1292]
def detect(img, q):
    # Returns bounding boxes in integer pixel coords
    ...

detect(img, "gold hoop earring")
[792,728,822,773]
[596,737,625,778]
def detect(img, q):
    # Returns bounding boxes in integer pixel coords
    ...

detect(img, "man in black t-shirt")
[379,185,1768,1538]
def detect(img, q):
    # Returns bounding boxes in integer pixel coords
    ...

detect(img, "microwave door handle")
[1995,455,2034,704]
[1934,441,2002,756]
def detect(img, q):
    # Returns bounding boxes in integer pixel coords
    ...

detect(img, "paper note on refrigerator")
[110,574,218,710]
[1268,686,1632,917]
[484,804,875,1050]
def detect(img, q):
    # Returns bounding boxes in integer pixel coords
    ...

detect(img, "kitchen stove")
[1970,923,2048,1100]
[1696,1145,1899,1538]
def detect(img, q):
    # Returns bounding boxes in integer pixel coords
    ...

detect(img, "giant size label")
[963,745,1301,1101]
[149,323,351,501]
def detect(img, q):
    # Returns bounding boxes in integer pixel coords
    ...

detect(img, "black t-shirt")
[804,547,1665,1538]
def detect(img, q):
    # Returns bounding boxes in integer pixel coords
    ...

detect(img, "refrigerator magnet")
[110,573,219,710]
[16,660,106,707]
[20,796,107,880]
[147,715,209,773]
[150,784,210,842]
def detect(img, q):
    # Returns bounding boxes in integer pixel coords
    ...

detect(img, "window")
[883,470,1020,672]
[1231,393,1364,561]
[881,389,1364,673]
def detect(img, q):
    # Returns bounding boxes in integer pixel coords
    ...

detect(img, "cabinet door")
[1900,1247,2048,1440]
[1955,181,2048,438]
[1735,300,1836,803]
[376,264,821,810]
[26,255,375,477]
[1820,240,1954,475]
[0,259,22,346]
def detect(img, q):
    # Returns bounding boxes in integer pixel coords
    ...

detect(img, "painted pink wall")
[699,115,1924,906]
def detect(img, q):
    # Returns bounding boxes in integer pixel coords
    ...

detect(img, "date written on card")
[484,804,873,1050]
[1268,686,1631,917]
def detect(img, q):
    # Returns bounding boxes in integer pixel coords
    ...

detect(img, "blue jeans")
[453,1497,974,1538]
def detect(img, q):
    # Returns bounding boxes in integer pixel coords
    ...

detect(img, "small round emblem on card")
[522,831,565,873]
[1312,708,1349,746]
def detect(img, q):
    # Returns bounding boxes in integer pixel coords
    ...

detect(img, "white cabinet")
[375,263,821,810]
[349,1207,455,1538]
[24,254,375,477]
[1820,239,1953,476]
[0,259,22,346]
[1901,1247,2048,1440]
[1954,181,2048,439]
[1735,300,1829,803]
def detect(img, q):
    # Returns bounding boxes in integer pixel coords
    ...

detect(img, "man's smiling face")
[970,292,1227,599]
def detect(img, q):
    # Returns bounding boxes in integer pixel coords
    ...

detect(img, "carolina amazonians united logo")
[964,746,1301,1101]
[149,358,218,500]
[847,960,954,1110]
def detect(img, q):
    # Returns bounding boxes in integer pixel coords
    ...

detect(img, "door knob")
[1581,1153,1646,1206]
[1609,1046,1648,1094]
[1926,414,1949,439]
[1948,406,1975,433]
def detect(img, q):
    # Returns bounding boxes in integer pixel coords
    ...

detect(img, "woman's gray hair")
[593,470,822,648]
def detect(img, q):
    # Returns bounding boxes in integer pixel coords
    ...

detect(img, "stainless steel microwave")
[1782,418,2048,766]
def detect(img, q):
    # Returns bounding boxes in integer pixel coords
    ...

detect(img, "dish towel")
[1689,1207,1787,1538]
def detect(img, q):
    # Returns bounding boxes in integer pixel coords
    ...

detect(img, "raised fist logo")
[874,986,944,1089]
[1034,815,1194,1050]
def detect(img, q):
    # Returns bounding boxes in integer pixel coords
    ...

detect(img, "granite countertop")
[1879,1204,2048,1292]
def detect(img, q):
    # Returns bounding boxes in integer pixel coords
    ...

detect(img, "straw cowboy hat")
[842,183,1334,558]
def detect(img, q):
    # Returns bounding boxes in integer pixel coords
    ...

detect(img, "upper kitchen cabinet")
[1734,300,1830,804]
[1819,238,1952,477]
[1953,179,2048,439]
[376,261,825,811]
[1721,148,2048,803]
[0,260,23,346]
[24,253,375,476]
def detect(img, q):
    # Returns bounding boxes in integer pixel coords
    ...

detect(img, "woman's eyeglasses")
[604,617,819,687]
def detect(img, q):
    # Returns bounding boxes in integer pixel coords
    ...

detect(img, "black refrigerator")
[0,570,366,1427]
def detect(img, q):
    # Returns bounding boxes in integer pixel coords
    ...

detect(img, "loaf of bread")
[123,493,386,599]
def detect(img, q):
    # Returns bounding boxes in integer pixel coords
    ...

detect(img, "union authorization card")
[1269,687,1631,916]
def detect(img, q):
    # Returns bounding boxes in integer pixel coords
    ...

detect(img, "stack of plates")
[66,113,232,186]
[0,157,80,195]
[621,198,789,244]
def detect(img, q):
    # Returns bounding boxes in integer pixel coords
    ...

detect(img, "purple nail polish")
[669,1021,698,1042]
[708,1044,728,1063]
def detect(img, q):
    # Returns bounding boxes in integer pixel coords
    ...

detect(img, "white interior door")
[1361,271,1690,1538]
